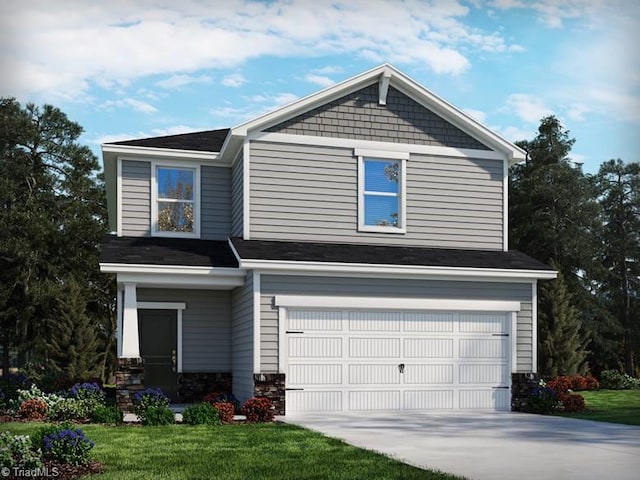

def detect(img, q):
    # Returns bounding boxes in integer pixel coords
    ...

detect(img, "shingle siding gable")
[266,84,490,150]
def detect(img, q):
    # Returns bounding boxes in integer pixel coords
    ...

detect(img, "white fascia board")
[274,295,521,312]
[241,259,558,281]
[250,131,507,161]
[115,272,245,289]
[102,144,226,164]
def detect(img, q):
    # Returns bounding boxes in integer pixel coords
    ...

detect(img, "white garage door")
[285,309,512,413]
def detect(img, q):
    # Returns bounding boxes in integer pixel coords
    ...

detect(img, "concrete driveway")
[282,411,640,480]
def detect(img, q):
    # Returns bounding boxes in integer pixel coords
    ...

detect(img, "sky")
[1,0,638,174]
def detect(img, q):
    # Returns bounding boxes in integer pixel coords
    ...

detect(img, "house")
[99,64,556,414]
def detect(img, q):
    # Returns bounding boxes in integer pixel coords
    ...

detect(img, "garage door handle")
[286,331,304,334]
[286,388,304,391]
[492,334,509,337]
[492,386,509,389]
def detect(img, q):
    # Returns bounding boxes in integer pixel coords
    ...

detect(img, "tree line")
[0,100,638,382]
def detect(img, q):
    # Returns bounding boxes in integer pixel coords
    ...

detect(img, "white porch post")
[116,286,123,357]
[121,282,140,358]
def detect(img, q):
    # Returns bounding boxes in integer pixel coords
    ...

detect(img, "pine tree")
[538,266,588,377]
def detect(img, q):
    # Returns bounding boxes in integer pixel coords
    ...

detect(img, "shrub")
[141,406,175,426]
[19,398,48,420]
[570,375,588,391]
[558,392,586,413]
[70,382,105,404]
[182,403,221,425]
[133,387,170,424]
[546,376,572,394]
[0,431,43,470]
[0,373,31,411]
[204,391,242,414]
[584,375,599,390]
[41,426,94,465]
[16,385,64,411]
[91,405,123,425]
[48,398,95,421]
[600,370,640,390]
[526,387,559,415]
[242,397,274,422]
[213,402,235,423]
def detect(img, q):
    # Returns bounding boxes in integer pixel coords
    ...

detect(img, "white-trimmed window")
[152,164,200,237]
[356,149,408,233]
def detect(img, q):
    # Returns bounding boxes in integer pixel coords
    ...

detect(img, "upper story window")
[356,149,408,234]
[152,165,200,237]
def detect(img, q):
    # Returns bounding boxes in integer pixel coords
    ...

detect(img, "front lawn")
[2,422,464,480]
[560,389,640,426]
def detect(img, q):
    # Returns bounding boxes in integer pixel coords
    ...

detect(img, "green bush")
[141,406,175,426]
[16,385,64,411]
[0,431,43,470]
[91,405,123,424]
[527,386,559,414]
[182,403,221,425]
[48,398,97,421]
[599,370,640,390]
[40,425,94,466]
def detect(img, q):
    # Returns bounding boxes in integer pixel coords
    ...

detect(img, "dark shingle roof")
[230,238,553,271]
[109,129,230,152]
[100,235,238,268]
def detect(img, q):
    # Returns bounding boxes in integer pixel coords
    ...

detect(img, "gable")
[265,84,490,151]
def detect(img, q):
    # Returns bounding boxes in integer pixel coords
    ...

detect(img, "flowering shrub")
[242,397,274,422]
[42,426,94,465]
[16,385,64,410]
[584,375,600,391]
[213,402,235,423]
[19,398,49,421]
[0,431,43,470]
[204,391,241,414]
[70,382,105,404]
[526,386,559,415]
[48,398,94,421]
[600,370,640,390]
[182,403,220,425]
[133,388,172,425]
[546,374,600,393]
[546,376,573,394]
[558,392,586,413]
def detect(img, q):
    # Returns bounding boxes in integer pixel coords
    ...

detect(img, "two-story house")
[100,64,555,415]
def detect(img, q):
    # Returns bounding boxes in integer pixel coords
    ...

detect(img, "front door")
[139,309,178,401]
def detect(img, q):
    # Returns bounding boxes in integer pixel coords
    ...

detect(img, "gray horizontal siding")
[121,160,151,236]
[249,141,504,249]
[260,275,533,373]
[231,273,253,402]
[231,150,244,237]
[266,84,490,150]
[137,289,232,372]
[201,166,232,240]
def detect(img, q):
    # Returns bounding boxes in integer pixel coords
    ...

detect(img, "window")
[152,165,199,237]
[356,149,407,233]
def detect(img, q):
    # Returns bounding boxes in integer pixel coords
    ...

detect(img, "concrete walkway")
[282,411,640,480]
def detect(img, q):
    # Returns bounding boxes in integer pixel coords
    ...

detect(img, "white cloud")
[304,74,335,88]
[505,94,553,124]
[488,0,599,28]
[313,65,344,75]
[100,97,158,113]
[221,73,247,88]
[496,125,535,143]
[565,103,590,122]
[462,108,487,124]
[156,74,212,89]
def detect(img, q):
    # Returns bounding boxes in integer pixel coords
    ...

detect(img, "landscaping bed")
[559,389,640,426]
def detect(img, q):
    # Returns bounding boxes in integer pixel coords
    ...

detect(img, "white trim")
[150,161,201,238]
[274,295,521,312]
[378,68,392,105]
[511,312,518,373]
[136,301,186,373]
[116,272,244,289]
[503,158,508,251]
[278,306,287,373]
[116,287,123,357]
[243,140,251,239]
[532,281,538,372]
[101,263,244,276]
[353,148,410,161]
[103,144,224,163]
[252,131,508,161]
[121,283,140,358]
[239,259,558,281]
[253,271,261,373]
[116,157,123,237]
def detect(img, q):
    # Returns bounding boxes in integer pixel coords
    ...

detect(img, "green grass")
[560,389,640,425]
[1,422,464,480]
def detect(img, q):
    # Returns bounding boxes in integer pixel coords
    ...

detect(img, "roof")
[100,235,238,268]
[230,238,553,271]
[109,128,229,152]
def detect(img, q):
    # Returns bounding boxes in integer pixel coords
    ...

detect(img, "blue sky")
[1,0,638,174]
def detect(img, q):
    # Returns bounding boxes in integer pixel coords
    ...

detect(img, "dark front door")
[139,309,178,401]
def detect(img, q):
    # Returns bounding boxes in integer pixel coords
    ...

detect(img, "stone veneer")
[254,373,285,415]
[511,372,541,412]
[116,358,144,413]
[178,372,232,402]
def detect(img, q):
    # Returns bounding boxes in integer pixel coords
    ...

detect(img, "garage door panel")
[404,338,453,358]
[289,364,342,385]
[289,310,343,331]
[460,389,510,410]
[404,390,454,409]
[404,364,453,384]
[288,391,342,412]
[349,337,400,357]
[459,313,507,333]
[459,364,508,384]
[404,312,455,332]
[349,364,400,384]
[349,391,401,410]
[289,337,342,358]
[348,311,402,331]
[459,338,507,359]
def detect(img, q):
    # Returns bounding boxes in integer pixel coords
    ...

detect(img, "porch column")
[121,282,140,358]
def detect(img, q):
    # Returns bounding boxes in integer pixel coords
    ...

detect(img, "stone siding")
[511,372,540,412]
[116,358,144,413]
[253,373,285,415]
[178,372,233,402]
